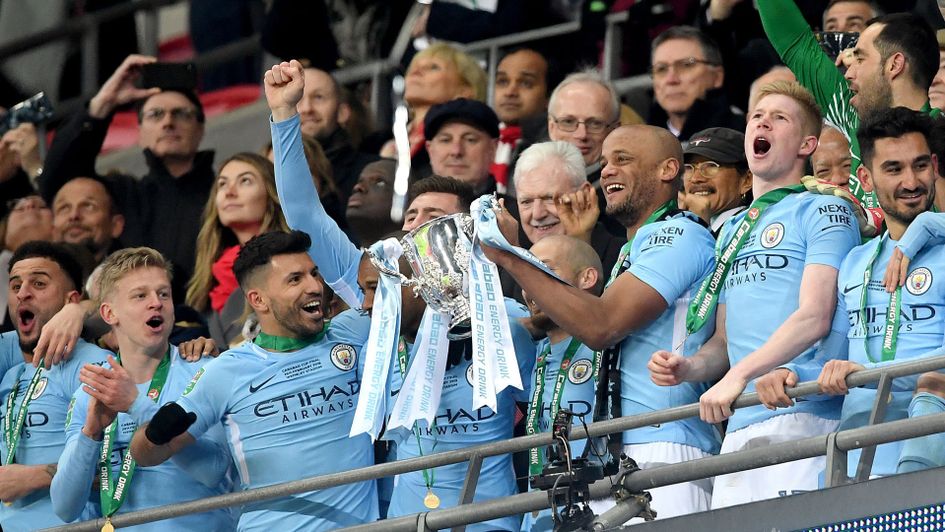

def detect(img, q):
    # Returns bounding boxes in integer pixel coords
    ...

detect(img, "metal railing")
[42,354,945,532]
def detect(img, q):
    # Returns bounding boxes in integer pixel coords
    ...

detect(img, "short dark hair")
[234,230,311,288]
[407,175,476,213]
[135,89,206,124]
[498,47,562,93]
[869,13,938,91]
[9,240,84,292]
[856,106,934,168]
[651,26,723,66]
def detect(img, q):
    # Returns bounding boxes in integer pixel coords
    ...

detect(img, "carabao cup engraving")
[368,213,474,337]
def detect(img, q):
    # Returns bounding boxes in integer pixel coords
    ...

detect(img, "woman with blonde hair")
[186,152,290,346]
[382,43,487,161]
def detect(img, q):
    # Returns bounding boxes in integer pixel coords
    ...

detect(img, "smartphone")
[814,31,859,61]
[137,62,198,91]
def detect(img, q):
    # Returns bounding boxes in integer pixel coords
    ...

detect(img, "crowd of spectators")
[3,0,945,530]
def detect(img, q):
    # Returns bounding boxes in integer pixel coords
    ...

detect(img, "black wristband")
[145,402,197,445]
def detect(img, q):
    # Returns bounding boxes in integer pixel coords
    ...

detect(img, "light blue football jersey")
[718,191,859,432]
[52,346,234,531]
[520,335,597,532]
[789,233,945,476]
[618,214,721,453]
[177,310,378,531]
[387,299,534,532]
[0,335,109,531]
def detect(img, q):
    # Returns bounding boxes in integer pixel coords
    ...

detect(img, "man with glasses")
[680,127,753,235]
[1,196,53,332]
[547,70,620,186]
[648,26,745,141]
[38,54,214,301]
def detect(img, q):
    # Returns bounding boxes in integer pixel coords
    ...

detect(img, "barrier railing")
[41,354,945,531]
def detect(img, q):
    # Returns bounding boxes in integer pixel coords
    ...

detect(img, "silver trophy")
[369,213,474,338]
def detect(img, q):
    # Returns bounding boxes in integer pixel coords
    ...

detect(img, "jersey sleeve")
[170,423,232,488]
[628,219,715,305]
[757,0,856,125]
[897,212,945,259]
[50,389,100,522]
[271,113,365,309]
[803,195,861,268]
[176,358,232,441]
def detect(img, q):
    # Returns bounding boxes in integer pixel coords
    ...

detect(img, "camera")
[0,92,54,137]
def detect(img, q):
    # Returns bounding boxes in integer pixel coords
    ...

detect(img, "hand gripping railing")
[41,354,945,532]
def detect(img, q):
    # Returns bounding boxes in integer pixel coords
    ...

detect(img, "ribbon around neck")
[351,238,404,440]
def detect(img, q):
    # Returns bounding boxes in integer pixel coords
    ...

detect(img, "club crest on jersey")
[182,367,205,396]
[330,344,357,371]
[760,222,784,248]
[906,267,933,296]
[568,360,593,384]
[30,377,48,400]
[466,364,475,386]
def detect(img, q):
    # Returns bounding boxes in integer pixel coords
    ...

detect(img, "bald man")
[484,125,720,521]
[811,126,852,187]
[520,235,602,531]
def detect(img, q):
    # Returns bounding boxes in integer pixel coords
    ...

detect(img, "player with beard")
[267,60,535,530]
[128,231,374,530]
[0,242,110,530]
[759,0,940,207]
[51,248,234,531]
[483,124,721,521]
[649,81,860,507]
[519,235,603,532]
[756,106,944,479]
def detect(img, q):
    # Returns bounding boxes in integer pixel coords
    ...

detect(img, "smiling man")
[649,81,860,508]
[484,124,721,521]
[51,177,125,263]
[760,0,939,207]
[51,247,234,531]
[680,127,753,234]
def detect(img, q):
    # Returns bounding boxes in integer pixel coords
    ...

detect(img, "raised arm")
[266,60,365,309]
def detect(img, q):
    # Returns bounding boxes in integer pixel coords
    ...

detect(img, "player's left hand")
[177,337,219,361]
[818,359,865,395]
[80,355,139,412]
[883,247,910,293]
[699,373,747,423]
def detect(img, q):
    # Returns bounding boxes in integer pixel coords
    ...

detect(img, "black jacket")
[321,127,379,199]
[647,88,745,142]
[40,108,215,300]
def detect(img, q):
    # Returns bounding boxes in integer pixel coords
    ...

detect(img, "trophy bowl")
[369,213,474,339]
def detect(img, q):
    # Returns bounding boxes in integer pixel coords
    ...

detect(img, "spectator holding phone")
[38,54,214,301]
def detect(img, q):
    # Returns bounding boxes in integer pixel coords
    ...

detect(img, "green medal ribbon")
[3,358,45,465]
[685,184,806,335]
[606,199,678,286]
[860,233,900,363]
[253,326,327,352]
[525,338,582,478]
[394,337,437,499]
[98,350,172,520]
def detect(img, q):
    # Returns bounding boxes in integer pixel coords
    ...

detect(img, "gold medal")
[423,488,441,509]
[101,517,115,532]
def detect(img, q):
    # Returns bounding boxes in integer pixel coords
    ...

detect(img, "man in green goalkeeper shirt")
[759,0,940,207]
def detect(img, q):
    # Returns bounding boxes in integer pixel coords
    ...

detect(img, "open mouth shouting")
[145,315,165,333]
[603,182,626,201]
[752,136,771,158]
[17,308,36,336]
